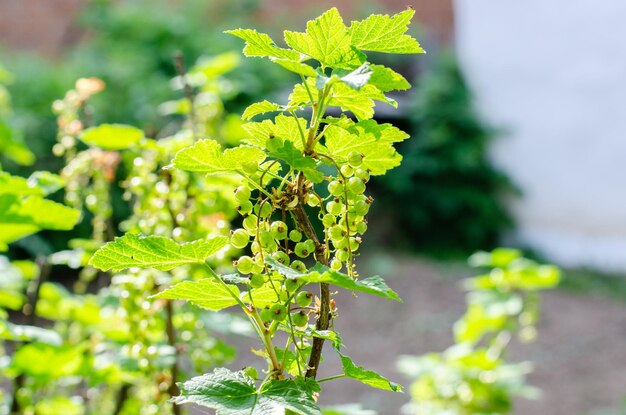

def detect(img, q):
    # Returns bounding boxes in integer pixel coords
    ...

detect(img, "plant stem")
[112,383,131,415]
[291,176,330,379]
[165,300,182,415]
[10,258,51,414]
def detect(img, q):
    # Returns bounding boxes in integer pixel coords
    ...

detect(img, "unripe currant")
[340,165,354,177]
[295,291,313,307]
[289,229,303,243]
[270,304,287,322]
[254,203,272,218]
[291,310,308,328]
[242,162,258,175]
[291,260,306,272]
[237,201,253,215]
[336,249,350,262]
[322,214,335,228]
[355,221,368,234]
[353,199,370,216]
[326,200,342,215]
[243,366,258,380]
[347,151,363,167]
[284,277,300,293]
[258,230,275,248]
[260,306,273,323]
[329,225,346,241]
[327,180,343,197]
[234,186,251,203]
[230,229,249,249]
[270,221,288,240]
[272,251,290,265]
[249,273,265,289]
[243,215,258,231]
[294,242,311,258]
[346,177,366,195]
[236,256,255,274]
[330,258,343,270]
[355,168,370,183]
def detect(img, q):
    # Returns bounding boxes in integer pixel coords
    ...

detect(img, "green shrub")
[376,53,515,255]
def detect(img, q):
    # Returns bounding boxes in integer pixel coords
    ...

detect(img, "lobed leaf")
[369,64,410,92]
[172,139,266,175]
[152,279,240,311]
[242,101,283,121]
[174,368,321,415]
[284,8,362,69]
[243,115,309,150]
[348,9,425,54]
[89,234,228,272]
[323,122,409,175]
[226,29,300,60]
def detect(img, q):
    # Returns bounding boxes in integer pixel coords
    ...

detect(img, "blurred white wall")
[454,1,626,272]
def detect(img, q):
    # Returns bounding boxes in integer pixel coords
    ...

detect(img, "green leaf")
[327,83,390,121]
[27,171,65,195]
[226,29,300,60]
[172,139,266,175]
[284,8,362,69]
[266,257,400,302]
[308,267,401,302]
[174,368,322,415]
[11,344,83,380]
[0,321,62,345]
[369,64,410,92]
[269,141,323,182]
[242,101,282,121]
[271,58,318,77]
[89,234,228,272]
[34,397,84,415]
[338,352,402,392]
[0,194,80,249]
[349,9,425,54]
[79,124,144,150]
[0,171,42,196]
[243,115,309,150]
[152,279,240,311]
[323,121,409,175]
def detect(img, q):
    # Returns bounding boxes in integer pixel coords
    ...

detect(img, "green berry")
[330,259,343,270]
[322,214,335,228]
[295,291,313,307]
[291,310,308,328]
[326,200,342,215]
[291,260,306,272]
[258,230,275,248]
[346,177,366,194]
[266,136,284,152]
[328,180,343,197]
[355,168,370,182]
[230,229,249,249]
[284,278,300,293]
[336,249,349,262]
[348,151,363,167]
[237,201,253,215]
[234,186,251,203]
[353,200,370,216]
[254,203,272,218]
[349,237,360,251]
[249,273,265,289]
[340,165,354,177]
[243,215,258,231]
[294,242,310,258]
[272,251,290,265]
[236,256,255,274]
[289,229,303,243]
[355,221,368,234]
[242,162,258,175]
[243,366,258,379]
[260,306,273,323]
[270,221,288,240]
[270,304,287,322]
[329,225,346,241]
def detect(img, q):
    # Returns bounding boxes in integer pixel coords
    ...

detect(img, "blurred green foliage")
[399,248,560,414]
[2,0,290,173]
[376,53,515,255]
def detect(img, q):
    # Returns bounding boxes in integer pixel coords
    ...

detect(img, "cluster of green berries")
[324,152,371,272]
[227,149,371,327]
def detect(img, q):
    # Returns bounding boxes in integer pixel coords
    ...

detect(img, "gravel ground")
[223,251,626,415]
